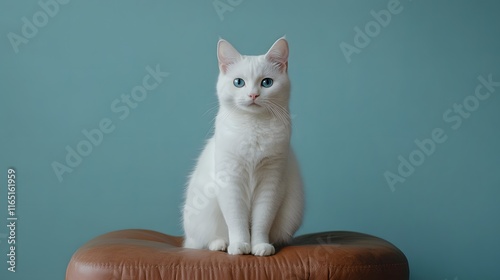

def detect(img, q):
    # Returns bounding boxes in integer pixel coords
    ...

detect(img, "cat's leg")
[208,238,227,251]
[268,181,303,246]
[250,169,286,256]
[219,190,251,254]
[184,237,203,249]
[216,164,252,255]
[183,139,230,250]
[183,197,216,249]
[183,188,207,249]
[268,154,304,246]
[207,203,229,251]
[183,178,231,250]
[184,195,229,250]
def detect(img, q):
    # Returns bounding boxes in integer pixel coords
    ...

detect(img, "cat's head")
[216,37,291,115]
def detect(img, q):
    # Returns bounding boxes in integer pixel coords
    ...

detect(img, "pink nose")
[249,94,260,100]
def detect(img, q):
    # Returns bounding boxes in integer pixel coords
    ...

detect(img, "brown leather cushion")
[66,229,409,280]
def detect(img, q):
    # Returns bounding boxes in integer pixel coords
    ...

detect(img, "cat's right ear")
[217,39,241,74]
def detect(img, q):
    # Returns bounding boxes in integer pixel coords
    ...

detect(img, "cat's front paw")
[252,243,275,256]
[227,242,251,255]
[208,239,228,252]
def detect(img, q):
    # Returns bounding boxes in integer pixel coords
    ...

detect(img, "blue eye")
[261,78,273,88]
[233,78,245,88]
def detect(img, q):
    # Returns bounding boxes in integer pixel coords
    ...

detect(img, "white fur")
[182,37,304,256]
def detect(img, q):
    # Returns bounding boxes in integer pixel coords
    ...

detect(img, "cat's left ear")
[217,39,242,74]
[265,37,289,72]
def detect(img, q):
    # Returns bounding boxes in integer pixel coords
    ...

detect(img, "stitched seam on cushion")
[75,262,408,271]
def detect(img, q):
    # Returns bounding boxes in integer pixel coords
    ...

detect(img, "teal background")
[1,0,499,279]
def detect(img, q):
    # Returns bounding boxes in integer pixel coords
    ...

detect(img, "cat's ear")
[265,37,289,72]
[217,39,242,74]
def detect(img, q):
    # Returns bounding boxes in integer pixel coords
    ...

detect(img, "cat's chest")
[217,122,289,160]
[239,129,277,157]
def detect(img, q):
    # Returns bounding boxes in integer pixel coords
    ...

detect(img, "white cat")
[182,37,304,257]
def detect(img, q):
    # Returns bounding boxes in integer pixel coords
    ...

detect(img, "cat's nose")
[249,93,260,100]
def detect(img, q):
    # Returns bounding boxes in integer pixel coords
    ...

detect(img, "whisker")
[201,100,221,139]
[264,100,292,131]
[202,101,220,117]
[219,103,238,125]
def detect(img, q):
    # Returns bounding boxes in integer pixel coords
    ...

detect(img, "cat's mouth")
[249,101,261,107]
[239,101,262,111]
